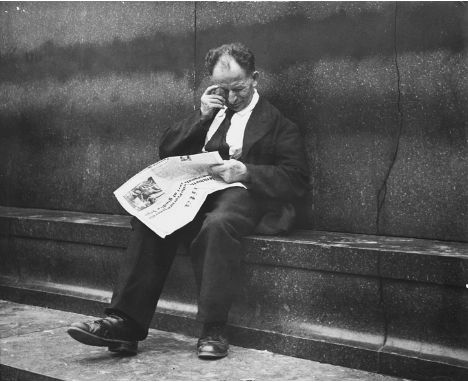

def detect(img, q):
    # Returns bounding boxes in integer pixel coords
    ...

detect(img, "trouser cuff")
[104,307,148,340]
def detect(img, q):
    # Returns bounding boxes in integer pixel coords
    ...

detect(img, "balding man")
[68,42,309,359]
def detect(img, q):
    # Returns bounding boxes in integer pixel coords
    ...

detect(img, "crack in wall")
[375,2,403,370]
[376,1,404,235]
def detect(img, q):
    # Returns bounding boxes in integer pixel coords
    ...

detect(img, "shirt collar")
[216,89,260,118]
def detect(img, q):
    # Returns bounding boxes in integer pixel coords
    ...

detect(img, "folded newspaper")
[114,152,245,238]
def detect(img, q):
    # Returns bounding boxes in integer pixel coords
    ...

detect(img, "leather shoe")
[197,324,229,359]
[67,314,138,356]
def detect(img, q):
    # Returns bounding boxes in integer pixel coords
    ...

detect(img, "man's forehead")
[211,55,249,84]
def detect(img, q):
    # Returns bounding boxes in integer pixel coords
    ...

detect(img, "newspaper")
[114,152,245,238]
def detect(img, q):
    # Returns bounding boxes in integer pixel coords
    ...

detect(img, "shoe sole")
[67,327,137,355]
[197,350,228,359]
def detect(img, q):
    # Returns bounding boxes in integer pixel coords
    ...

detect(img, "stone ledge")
[0,206,130,248]
[1,206,468,380]
[1,206,467,286]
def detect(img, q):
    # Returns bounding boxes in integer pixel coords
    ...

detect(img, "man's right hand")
[200,85,225,119]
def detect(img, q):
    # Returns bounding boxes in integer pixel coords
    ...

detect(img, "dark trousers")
[105,187,261,339]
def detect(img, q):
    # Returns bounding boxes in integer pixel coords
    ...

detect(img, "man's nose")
[228,91,237,104]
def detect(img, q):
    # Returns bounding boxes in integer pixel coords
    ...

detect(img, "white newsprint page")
[114,152,245,238]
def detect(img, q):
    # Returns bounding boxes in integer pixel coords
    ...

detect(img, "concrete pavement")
[0,300,402,380]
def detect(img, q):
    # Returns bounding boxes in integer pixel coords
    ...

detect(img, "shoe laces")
[91,315,123,330]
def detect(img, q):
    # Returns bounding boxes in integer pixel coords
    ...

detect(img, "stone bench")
[1,206,467,380]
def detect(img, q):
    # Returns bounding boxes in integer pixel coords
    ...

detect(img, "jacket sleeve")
[159,109,213,159]
[243,119,309,201]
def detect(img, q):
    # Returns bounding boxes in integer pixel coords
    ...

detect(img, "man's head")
[205,42,259,112]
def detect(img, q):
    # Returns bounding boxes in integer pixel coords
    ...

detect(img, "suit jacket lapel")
[241,97,272,159]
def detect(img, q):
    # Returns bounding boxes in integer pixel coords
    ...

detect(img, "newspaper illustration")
[114,152,246,238]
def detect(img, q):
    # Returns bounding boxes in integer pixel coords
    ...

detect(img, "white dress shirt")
[203,89,260,160]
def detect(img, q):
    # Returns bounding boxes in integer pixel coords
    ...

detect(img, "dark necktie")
[204,108,235,160]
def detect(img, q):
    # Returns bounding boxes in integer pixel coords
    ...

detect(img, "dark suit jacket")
[159,97,309,234]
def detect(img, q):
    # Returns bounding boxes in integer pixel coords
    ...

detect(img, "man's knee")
[201,210,257,239]
[203,212,235,235]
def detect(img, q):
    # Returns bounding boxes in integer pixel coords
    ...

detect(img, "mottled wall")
[0,2,467,242]
[0,1,195,214]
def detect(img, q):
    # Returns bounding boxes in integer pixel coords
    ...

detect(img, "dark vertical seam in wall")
[376,2,402,371]
[376,1,404,235]
[193,1,197,110]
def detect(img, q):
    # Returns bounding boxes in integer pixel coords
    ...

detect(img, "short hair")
[205,42,255,75]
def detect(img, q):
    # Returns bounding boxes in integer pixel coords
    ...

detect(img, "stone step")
[0,300,399,381]
[1,206,468,380]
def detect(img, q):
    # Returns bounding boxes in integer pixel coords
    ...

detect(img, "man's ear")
[252,71,259,87]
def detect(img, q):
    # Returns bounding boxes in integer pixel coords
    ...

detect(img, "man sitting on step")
[67,42,309,359]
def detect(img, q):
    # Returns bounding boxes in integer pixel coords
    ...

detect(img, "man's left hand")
[210,159,249,183]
